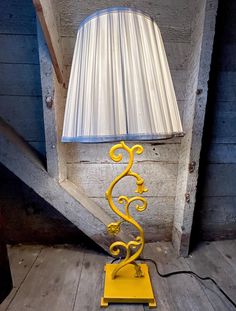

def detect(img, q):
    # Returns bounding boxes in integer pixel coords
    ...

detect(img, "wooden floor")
[0,240,236,311]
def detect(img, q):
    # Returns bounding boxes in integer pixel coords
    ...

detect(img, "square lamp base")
[101,263,156,308]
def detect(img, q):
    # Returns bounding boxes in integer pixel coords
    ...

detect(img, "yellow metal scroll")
[106,141,147,278]
[101,141,156,308]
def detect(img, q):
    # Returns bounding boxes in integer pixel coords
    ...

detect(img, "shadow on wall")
[0,164,101,249]
[191,0,236,249]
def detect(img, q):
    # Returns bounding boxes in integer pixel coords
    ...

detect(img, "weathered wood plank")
[67,143,180,164]
[0,95,45,143]
[214,72,236,101]
[3,241,236,310]
[196,196,236,240]
[206,143,236,163]
[0,119,133,252]
[0,0,36,35]
[198,196,236,225]
[186,242,236,311]
[213,100,236,112]
[143,244,173,311]
[210,112,236,141]
[0,34,38,64]
[0,64,41,96]
[6,247,84,311]
[213,240,236,270]
[33,0,64,84]
[67,163,178,198]
[0,245,42,311]
[73,251,107,311]
[216,43,236,71]
[202,164,236,196]
[144,242,215,311]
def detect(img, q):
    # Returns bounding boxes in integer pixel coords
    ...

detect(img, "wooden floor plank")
[73,250,106,311]
[0,245,42,311]
[6,246,84,311]
[143,243,175,311]
[2,242,236,311]
[144,242,215,311]
[74,252,145,311]
[186,241,236,311]
[213,240,236,270]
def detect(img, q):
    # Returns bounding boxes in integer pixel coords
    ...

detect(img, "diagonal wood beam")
[0,118,133,253]
[33,0,64,84]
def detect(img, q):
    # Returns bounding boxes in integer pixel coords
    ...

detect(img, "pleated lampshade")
[62,7,184,143]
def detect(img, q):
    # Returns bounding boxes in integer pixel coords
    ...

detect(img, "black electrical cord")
[110,256,236,309]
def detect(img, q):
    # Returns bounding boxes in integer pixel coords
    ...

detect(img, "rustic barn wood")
[144,242,215,311]
[36,22,64,179]
[173,0,218,256]
[2,241,236,310]
[193,0,236,242]
[0,0,45,157]
[33,0,64,84]
[0,118,133,253]
[214,240,236,270]
[0,245,42,311]
[0,0,36,35]
[4,247,84,311]
[186,242,236,311]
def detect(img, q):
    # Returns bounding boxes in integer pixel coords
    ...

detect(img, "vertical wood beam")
[172,0,218,256]
[33,0,64,84]
[37,22,67,180]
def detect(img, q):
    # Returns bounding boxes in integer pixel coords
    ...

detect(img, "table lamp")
[62,7,183,308]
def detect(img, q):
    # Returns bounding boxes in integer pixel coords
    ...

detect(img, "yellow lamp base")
[101,263,157,308]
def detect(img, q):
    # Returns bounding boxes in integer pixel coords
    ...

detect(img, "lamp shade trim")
[79,7,153,30]
[61,132,184,143]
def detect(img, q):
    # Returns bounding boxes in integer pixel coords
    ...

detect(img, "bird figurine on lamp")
[62,7,183,308]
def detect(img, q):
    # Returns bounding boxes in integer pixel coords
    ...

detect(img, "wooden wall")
[193,0,236,241]
[54,0,195,241]
[0,0,45,155]
[0,0,88,244]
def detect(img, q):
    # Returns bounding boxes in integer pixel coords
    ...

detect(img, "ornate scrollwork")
[106,141,148,279]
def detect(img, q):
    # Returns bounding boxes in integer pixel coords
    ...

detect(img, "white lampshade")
[62,7,183,143]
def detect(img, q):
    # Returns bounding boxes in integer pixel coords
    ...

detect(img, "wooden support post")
[172,0,218,256]
[33,0,64,84]
[36,21,67,180]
